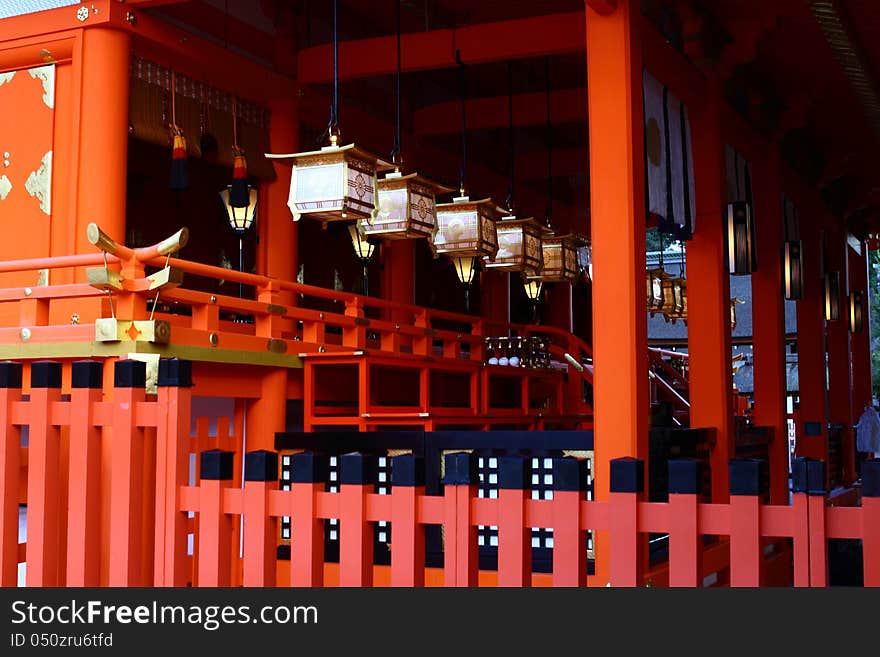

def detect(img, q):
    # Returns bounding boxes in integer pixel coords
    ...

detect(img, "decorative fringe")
[169,131,188,191]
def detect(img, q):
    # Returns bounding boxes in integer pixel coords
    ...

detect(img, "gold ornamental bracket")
[87,222,189,261]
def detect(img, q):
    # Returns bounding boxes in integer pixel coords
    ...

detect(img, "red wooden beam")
[414,88,587,136]
[297,11,586,83]
[517,148,588,181]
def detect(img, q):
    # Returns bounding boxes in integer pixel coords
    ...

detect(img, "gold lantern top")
[483,215,544,276]
[364,170,454,241]
[432,196,503,260]
[266,143,390,224]
[531,232,587,283]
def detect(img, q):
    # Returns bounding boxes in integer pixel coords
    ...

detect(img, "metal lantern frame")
[365,171,454,241]
[483,215,544,276]
[432,196,503,261]
[266,143,387,224]
[530,232,587,284]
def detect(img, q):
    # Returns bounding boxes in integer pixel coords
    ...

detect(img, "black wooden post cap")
[610,457,644,493]
[31,360,62,389]
[114,359,146,389]
[391,454,425,487]
[729,458,766,496]
[792,457,826,496]
[340,452,378,485]
[201,450,234,481]
[0,361,22,389]
[244,450,279,482]
[158,358,193,387]
[290,452,329,484]
[862,460,880,498]
[552,457,589,492]
[71,360,103,389]
[442,451,478,486]
[498,456,531,490]
[668,459,702,495]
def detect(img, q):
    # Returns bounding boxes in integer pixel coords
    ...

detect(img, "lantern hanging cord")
[544,57,552,224]
[170,71,178,133]
[391,0,402,167]
[327,0,340,144]
[232,97,239,152]
[457,49,467,196]
[505,62,515,214]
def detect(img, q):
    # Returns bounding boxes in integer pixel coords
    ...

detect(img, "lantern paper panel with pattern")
[483,216,544,275]
[849,290,864,333]
[727,201,757,274]
[365,171,454,240]
[666,279,687,324]
[533,233,585,283]
[646,267,668,312]
[432,196,503,260]
[782,240,804,300]
[267,143,386,224]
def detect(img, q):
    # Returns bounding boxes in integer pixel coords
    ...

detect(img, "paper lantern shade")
[849,290,864,333]
[266,143,387,224]
[433,196,503,260]
[366,171,454,240]
[483,216,544,275]
[535,234,586,283]
[824,271,840,321]
[727,201,757,274]
[781,240,804,300]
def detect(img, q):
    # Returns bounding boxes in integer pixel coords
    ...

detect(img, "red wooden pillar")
[390,454,426,587]
[551,457,588,587]
[75,28,130,256]
[338,453,377,586]
[497,457,531,587]
[289,453,328,587]
[861,461,880,586]
[585,0,649,584]
[608,458,644,587]
[728,459,764,587]
[826,225,854,484]
[383,239,416,325]
[198,450,235,587]
[242,450,278,586]
[667,459,703,587]
[108,360,147,586]
[154,359,193,586]
[544,283,573,333]
[0,362,22,586]
[442,452,479,587]
[791,457,825,586]
[66,360,103,586]
[794,208,827,461]
[687,78,734,503]
[750,150,789,504]
[26,361,63,586]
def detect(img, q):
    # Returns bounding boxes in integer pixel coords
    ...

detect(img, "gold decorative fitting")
[318,345,326,352]
[266,304,287,315]
[126,11,136,25]
[209,333,219,347]
[146,266,184,290]
[24,288,32,297]
[76,6,89,21]
[210,295,217,303]
[70,313,80,325]
[19,328,31,342]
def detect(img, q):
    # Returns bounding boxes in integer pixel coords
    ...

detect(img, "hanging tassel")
[230,148,249,207]
[169,129,189,190]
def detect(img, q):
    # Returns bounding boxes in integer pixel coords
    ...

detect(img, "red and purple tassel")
[169,130,188,191]
[230,150,249,207]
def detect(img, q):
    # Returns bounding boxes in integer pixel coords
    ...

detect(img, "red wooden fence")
[2,357,878,587]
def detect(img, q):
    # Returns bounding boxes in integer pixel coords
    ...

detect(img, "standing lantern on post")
[265,0,386,225]
[348,223,376,296]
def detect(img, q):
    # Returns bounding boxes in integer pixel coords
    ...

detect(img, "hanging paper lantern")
[266,143,387,224]
[531,233,587,283]
[483,215,544,276]
[169,129,188,191]
[432,196,503,261]
[363,171,453,241]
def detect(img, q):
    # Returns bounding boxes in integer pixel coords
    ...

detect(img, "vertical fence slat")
[0,362,22,586]
[497,456,531,587]
[728,459,764,587]
[668,459,702,587]
[154,359,193,586]
[551,457,587,587]
[242,450,278,586]
[339,453,377,586]
[443,452,478,587]
[609,458,643,587]
[25,361,63,586]
[66,360,103,586]
[860,460,880,587]
[198,450,235,586]
[108,360,147,586]
[290,452,328,587]
[791,458,817,587]
[390,454,426,587]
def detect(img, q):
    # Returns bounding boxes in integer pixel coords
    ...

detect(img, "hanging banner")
[643,70,695,240]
